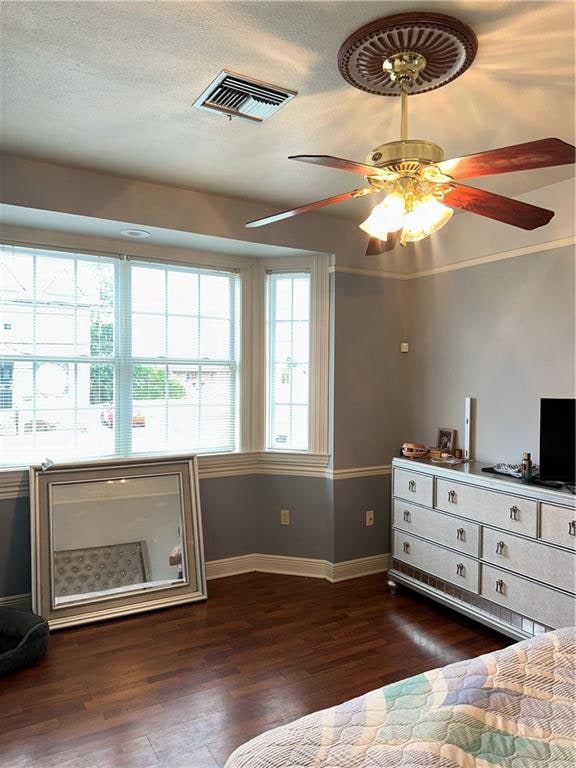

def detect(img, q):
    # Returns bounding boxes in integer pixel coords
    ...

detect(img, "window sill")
[0,451,332,499]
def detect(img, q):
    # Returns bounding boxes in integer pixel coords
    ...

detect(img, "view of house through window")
[0,245,240,465]
[267,271,311,451]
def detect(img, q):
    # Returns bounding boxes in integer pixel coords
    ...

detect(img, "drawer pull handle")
[496,541,506,555]
[403,509,411,522]
[408,480,416,493]
[448,490,457,504]
[509,505,519,520]
[569,520,576,536]
[456,562,465,577]
[456,527,465,541]
[495,579,505,594]
[403,542,411,554]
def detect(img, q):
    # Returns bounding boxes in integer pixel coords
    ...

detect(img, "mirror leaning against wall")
[29,456,207,629]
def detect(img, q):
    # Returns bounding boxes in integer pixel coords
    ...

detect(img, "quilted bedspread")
[225,627,575,768]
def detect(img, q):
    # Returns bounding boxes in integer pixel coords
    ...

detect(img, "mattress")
[225,627,575,768]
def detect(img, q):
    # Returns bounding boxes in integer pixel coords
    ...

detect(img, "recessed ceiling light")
[120,229,151,239]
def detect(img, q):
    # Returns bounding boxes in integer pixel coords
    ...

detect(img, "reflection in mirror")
[50,473,191,607]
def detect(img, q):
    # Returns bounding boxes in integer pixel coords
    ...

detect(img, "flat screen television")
[539,398,575,483]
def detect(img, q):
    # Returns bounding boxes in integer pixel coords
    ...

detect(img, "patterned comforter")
[225,627,575,767]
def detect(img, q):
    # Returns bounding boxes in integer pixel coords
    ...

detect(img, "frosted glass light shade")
[359,193,404,239]
[402,196,453,242]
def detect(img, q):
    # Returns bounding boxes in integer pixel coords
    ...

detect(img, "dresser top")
[393,456,576,507]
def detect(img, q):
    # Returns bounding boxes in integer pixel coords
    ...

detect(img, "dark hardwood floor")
[0,573,509,767]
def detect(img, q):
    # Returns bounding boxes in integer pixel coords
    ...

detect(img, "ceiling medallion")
[338,11,478,96]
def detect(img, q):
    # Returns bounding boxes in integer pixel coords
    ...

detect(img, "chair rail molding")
[0,470,29,500]
[0,456,396,496]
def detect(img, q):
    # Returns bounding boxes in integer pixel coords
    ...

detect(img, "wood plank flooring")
[0,573,509,767]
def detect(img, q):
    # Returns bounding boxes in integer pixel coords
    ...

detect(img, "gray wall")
[0,473,390,598]
[403,246,575,463]
[333,475,391,562]
[333,272,405,469]
[0,497,30,597]
[201,474,334,562]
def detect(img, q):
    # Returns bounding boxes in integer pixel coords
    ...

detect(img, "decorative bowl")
[401,442,428,459]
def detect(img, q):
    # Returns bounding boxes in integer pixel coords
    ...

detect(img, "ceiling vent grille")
[193,70,297,123]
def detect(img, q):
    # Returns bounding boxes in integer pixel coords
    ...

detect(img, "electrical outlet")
[365,510,374,527]
[280,509,290,526]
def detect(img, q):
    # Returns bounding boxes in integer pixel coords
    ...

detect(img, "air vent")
[193,70,296,123]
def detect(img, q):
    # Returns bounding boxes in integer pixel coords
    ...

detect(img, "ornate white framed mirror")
[29,456,207,628]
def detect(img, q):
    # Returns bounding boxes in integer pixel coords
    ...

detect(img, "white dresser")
[389,457,576,640]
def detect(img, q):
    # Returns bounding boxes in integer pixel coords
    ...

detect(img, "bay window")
[0,243,328,467]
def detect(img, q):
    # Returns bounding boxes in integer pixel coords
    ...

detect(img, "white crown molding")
[328,465,391,480]
[206,552,390,582]
[404,236,576,279]
[329,265,405,280]
[331,237,575,281]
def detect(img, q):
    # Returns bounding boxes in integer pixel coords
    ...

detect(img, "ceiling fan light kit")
[245,12,575,256]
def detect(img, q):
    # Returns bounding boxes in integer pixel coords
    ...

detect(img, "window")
[266,271,311,451]
[0,244,329,468]
[128,262,239,456]
[0,246,239,465]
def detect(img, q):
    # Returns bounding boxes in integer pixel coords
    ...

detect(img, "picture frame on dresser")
[389,456,576,640]
[437,428,455,453]
[29,455,207,629]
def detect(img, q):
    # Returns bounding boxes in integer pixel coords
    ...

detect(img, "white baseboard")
[205,554,257,580]
[206,553,390,582]
[327,553,391,582]
[0,556,391,613]
[0,592,32,612]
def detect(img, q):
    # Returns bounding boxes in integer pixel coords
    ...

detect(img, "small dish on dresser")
[401,442,428,459]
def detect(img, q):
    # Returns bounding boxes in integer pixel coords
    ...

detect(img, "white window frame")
[0,241,330,469]
[252,254,329,456]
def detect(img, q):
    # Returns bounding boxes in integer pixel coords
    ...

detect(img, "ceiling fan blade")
[289,154,385,177]
[245,187,377,228]
[366,231,399,255]
[444,184,554,230]
[438,138,575,180]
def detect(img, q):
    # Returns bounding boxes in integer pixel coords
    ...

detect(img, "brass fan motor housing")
[367,140,444,167]
[365,140,448,191]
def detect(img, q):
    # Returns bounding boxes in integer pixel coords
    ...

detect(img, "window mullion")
[116,258,132,457]
[266,275,275,450]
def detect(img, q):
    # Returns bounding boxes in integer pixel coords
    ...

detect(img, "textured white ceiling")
[0,1,574,221]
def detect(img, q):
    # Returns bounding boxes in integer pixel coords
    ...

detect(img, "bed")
[225,626,575,768]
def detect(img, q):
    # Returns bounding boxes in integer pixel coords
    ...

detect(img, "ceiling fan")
[245,12,575,256]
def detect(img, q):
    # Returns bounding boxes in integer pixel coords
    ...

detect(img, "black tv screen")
[539,398,575,483]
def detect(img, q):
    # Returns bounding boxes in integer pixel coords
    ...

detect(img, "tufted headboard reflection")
[53,541,148,598]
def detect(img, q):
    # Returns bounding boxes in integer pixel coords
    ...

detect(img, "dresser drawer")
[393,531,479,593]
[393,499,479,557]
[435,479,537,537]
[482,528,575,594]
[540,503,576,551]
[393,468,433,507]
[481,565,576,629]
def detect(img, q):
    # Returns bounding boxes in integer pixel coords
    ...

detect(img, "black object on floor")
[0,607,49,676]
